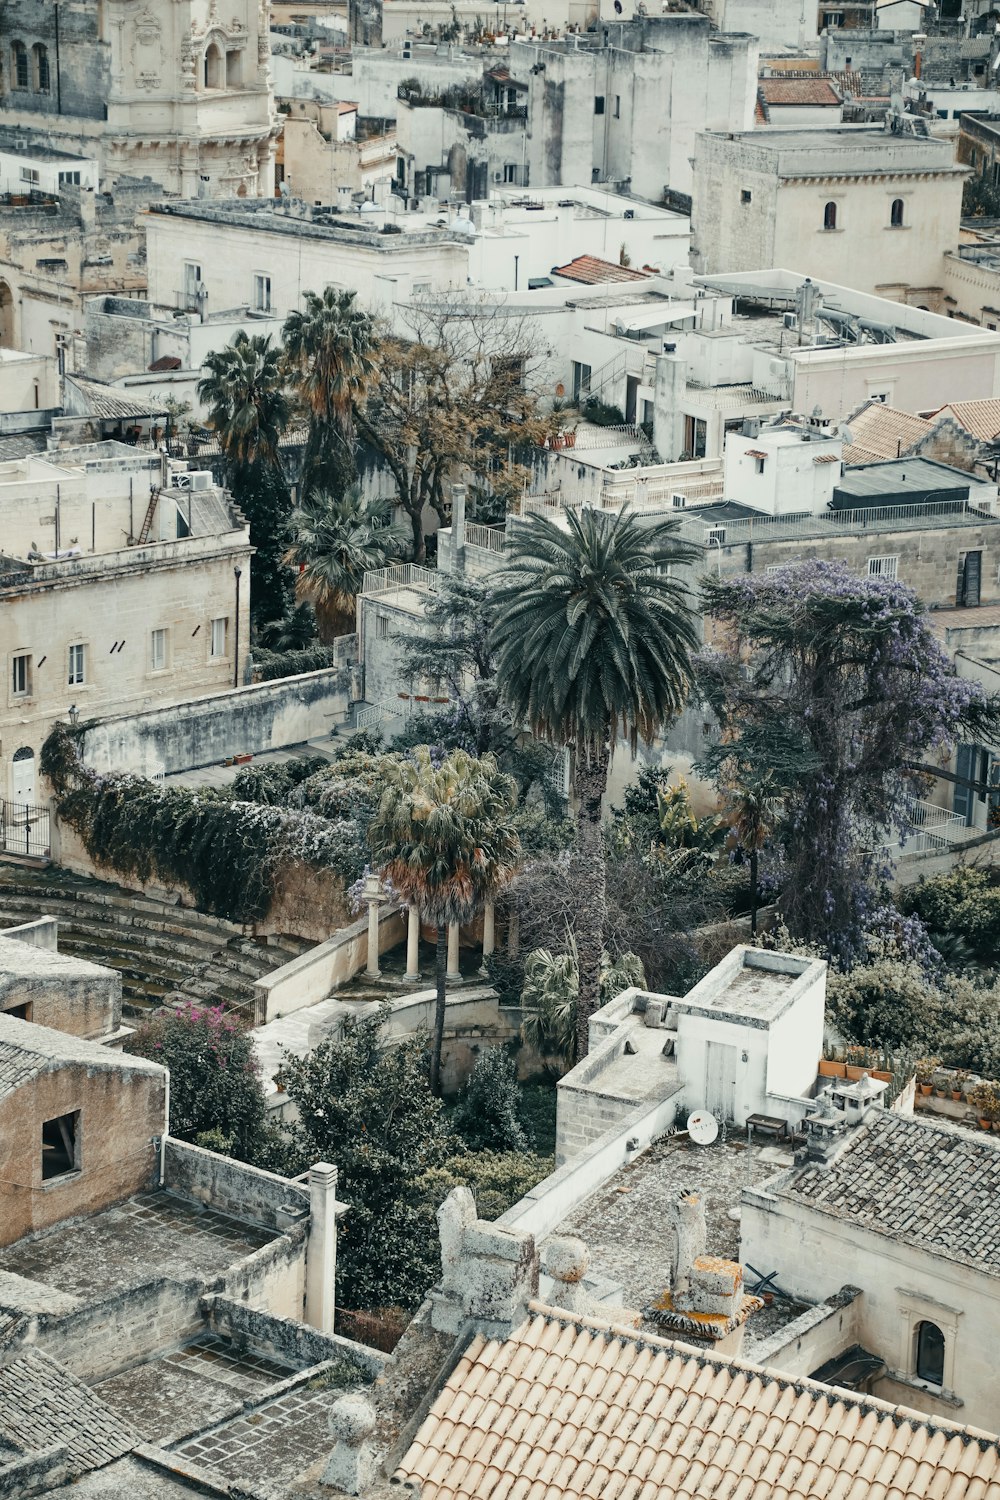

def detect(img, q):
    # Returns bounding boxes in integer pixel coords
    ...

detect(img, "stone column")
[363,871,384,978]
[447,921,461,982]
[482,902,496,958]
[305,1162,341,1334]
[405,904,421,981]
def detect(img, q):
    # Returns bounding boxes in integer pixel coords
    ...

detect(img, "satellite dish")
[614,1,623,12]
[687,1110,719,1145]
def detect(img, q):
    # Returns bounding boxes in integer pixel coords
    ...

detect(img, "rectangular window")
[12,653,31,697]
[741,189,752,204]
[867,556,899,580]
[253,272,271,313]
[754,457,765,475]
[13,45,29,89]
[210,617,228,658]
[614,95,621,118]
[503,163,518,183]
[594,96,605,115]
[376,613,389,641]
[67,643,85,685]
[20,166,39,185]
[183,262,202,311]
[42,1111,79,1181]
[150,628,168,671]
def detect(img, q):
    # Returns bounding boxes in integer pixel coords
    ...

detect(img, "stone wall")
[0,1063,165,1248]
[202,1294,386,1379]
[0,933,121,1039]
[253,904,406,1022]
[77,668,353,778]
[163,1139,310,1232]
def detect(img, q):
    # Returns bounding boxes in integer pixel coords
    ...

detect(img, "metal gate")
[0,799,51,858]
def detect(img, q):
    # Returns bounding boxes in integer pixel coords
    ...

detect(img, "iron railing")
[0,799,51,858]
[360,563,440,597]
[464,523,507,554]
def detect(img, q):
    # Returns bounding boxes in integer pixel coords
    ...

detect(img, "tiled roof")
[0,1347,137,1471]
[396,1301,1000,1500]
[64,375,166,420]
[0,1012,163,1101]
[844,401,933,464]
[758,77,841,106]
[934,398,1000,442]
[772,1111,1000,1276]
[551,255,649,285]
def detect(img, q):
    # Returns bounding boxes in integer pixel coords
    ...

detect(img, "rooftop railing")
[361,562,440,597]
[464,523,507,554]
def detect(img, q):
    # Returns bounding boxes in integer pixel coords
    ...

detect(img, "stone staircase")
[0,864,313,1019]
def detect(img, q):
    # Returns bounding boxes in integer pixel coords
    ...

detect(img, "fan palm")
[723,772,783,937]
[491,507,698,1058]
[284,486,408,639]
[368,747,520,1094]
[283,287,378,499]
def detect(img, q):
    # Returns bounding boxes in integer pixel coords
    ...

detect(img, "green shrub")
[128,1004,267,1160]
[416,1149,552,1222]
[452,1048,532,1152]
[252,644,340,681]
[827,955,935,1050]
[900,866,1000,967]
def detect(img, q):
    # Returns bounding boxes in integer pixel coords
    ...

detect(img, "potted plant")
[951,1069,969,1103]
[914,1058,941,1097]
[967,1081,998,1130]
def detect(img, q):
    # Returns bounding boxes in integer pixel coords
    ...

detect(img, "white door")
[11,746,35,804]
[704,1041,738,1122]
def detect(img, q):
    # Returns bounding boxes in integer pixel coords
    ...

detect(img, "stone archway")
[0,281,15,349]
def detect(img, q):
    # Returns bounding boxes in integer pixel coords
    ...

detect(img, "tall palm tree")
[283,288,378,499]
[284,486,409,640]
[491,507,698,1059]
[368,747,520,1094]
[198,331,293,624]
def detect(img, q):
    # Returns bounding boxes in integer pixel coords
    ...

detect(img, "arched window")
[32,43,49,92]
[823,201,837,231]
[204,42,222,89]
[11,41,28,90]
[915,1320,945,1386]
[890,197,904,228]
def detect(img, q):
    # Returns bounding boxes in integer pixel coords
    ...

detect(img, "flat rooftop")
[701,125,960,175]
[553,1133,806,1352]
[675,947,821,1027]
[0,1190,276,1297]
[832,457,978,504]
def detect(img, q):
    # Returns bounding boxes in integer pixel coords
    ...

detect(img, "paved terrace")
[682,496,1000,544]
[0,1191,276,1296]
[555,1133,806,1353]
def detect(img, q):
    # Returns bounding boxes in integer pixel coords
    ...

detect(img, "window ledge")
[42,1169,82,1190]
[884,1368,963,1407]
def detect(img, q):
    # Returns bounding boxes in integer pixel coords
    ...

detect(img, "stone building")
[0,923,123,1041]
[742,1110,1000,1430]
[0,443,251,828]
[277,100,397,204]
[690,127,964,302]
[0,0,277,198]
[0,144,153,358]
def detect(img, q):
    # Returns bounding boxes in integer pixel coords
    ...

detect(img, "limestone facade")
[0,0,278,197]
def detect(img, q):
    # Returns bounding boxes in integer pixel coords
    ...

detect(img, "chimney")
[653,346,686,462]
[451,481,467,567]
[671,1188,706,1300]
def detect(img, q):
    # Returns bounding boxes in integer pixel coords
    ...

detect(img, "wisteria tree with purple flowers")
[700,560,1000,966]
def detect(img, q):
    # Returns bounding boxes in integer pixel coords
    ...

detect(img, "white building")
[691,126,965,301]
[0,447,251,830]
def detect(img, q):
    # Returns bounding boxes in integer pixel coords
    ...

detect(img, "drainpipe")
[233,566,242,688]
[159,1070,170,1185]
[54,4,62,114]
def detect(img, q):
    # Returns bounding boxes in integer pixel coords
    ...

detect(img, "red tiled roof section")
[396,1301,1000,1500]
[551,255,650,285]
[758,76,842,106]
[844,402,933,465]
[933,398,1000,442]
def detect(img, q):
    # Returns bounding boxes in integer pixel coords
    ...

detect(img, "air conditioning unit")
[671,493,686,508]
[493,170,503,182]
[783,312,797,330]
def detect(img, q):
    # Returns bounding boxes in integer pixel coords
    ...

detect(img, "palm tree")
[491,507,698,1059]
[723,772,783,937]
[284,486,409,640]
[198,331,293,625]
[368,746,520,1094]
[283,288,378,500]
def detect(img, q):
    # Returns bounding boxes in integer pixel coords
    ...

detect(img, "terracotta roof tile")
[758,77,842,105]
[551,254,650,285]
[844,401,934,464]
[933,398,1000,442]
[396,1302,1000,1500]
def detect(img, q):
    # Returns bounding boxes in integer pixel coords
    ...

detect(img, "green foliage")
[42,724,352,924]
[518,942,646,1064]
[415,1149,552,1223]
[963,173,1000,218]
[230,755,330,806]
[283,287,378,501]
[827,954,934,1050]
[252,644,340,682]
[283,485,408,639]
[581,396,625,426]
[128,1004,267,1160]
[277,1004,457,1311]
[258,601,320,652]
[452,1048,532,1152]
[900,866,1000,968]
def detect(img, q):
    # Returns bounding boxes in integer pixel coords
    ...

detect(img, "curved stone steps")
[0,864,313,1017]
